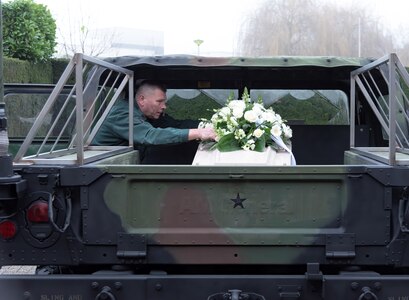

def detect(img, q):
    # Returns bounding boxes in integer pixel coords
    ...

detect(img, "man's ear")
[136,95,144,106]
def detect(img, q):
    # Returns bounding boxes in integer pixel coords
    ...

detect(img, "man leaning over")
[92,80,216,163]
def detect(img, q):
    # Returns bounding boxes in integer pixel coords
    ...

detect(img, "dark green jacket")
[92,99,190,146]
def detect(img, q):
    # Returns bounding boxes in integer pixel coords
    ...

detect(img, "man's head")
[135,80,167,119]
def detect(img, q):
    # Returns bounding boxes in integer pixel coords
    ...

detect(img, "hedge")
[4,56,69,84]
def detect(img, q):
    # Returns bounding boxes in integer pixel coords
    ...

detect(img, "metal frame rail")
[13,53,134,165]
[350,53,409,165]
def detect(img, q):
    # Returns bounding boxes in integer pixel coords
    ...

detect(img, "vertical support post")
[128,75,134,148]
[75,54,84,165]
[0,0,3,106]
[389,53,397,165]
[0,0,12,177]
[350,75,356,148]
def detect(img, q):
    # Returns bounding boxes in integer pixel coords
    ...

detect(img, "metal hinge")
[325,234,356,259]
[116,233,147,261]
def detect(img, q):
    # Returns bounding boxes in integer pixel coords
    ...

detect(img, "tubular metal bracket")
[358,287,378,300]
[207,289,265,300]
[95,286,116,300]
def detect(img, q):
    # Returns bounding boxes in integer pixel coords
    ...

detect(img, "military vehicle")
[1,53,409,299]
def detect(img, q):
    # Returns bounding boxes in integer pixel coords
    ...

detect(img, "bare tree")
[50,1,116,58]
[238,0,396,60]
[58,14,116,58]
[239,0,318,56]
[391,25,409,65]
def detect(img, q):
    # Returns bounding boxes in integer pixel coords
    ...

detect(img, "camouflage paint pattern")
[98,164,391,266]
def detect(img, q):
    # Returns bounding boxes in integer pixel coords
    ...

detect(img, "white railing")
[14,53,134,165]
[350,53,409,165]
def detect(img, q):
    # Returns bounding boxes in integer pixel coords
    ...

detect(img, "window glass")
[5,93,75,138]
[166,89,238,120]
[250,89,349,125]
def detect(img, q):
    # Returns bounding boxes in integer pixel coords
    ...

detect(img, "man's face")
[137,88,167,119]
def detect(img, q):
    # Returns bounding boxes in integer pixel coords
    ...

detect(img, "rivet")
[351,282,359,290]
[91,282,99,289]
[115,282,122,290]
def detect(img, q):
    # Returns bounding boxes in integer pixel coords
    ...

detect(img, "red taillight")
[0,220,17,239]
[27,201,49,223]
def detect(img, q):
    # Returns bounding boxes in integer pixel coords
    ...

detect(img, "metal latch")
[398,187,409,232]
[208,289,265,300]
[116,233,147,260]
[325,234,356,259]
[278,286,302,299]
[305,263,323,295]
[305,263,322,281]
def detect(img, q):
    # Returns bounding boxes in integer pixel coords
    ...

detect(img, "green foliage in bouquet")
[200,88,292,152]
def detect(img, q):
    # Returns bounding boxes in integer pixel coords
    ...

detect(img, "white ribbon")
[271,135,297,166]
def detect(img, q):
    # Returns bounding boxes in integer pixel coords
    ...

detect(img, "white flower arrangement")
[199,88,292,152]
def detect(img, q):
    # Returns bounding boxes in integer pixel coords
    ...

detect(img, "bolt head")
[351,282,359,290]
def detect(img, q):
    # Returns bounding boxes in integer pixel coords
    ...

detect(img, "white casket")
[192,146,292,166]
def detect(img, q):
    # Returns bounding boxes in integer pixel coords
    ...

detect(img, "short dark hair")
[135,79,166,97]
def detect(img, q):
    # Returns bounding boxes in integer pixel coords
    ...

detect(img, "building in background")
[56,27,164,58]
[102,27,164,57]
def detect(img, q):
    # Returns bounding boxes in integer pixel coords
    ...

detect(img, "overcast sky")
[30,0,409,55]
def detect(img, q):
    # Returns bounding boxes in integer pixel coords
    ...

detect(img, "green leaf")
[216,133,241,152]
[2,0,56,62]
[254,136,266,152]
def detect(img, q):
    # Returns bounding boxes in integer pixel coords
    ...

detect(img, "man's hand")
[199,127,216,141]
[188,128,216,141]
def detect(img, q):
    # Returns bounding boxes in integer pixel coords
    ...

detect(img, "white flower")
[282,124,292,138]
[228,100,246,111]
[253,128,264,138]
[242,141,255,151]
[244,110,257,123]
[275,113,282,123]
[228,100,246,119]
[271,124,282,137]
[234,129,246,140]
[220,107,231,116]
[232,107,244,118]
[204,89,291,152]
[227,124,235,132]
[221,128,230,135]
[229,117,238,127]
[261,111,275,123]
[198,121,213,129]
[252,103,264,116]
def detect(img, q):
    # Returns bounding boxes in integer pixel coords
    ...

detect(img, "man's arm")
[148,114,215,141]
[94,101,215,146]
